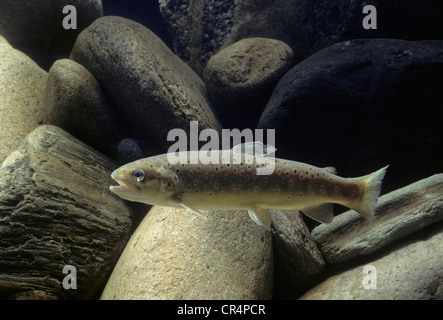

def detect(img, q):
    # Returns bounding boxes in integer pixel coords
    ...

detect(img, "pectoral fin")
[248,208,272,231]
[301,203,334,223]
[180,203,207,219]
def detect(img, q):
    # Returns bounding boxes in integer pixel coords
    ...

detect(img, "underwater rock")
[0,125,132,299]
[258,39,443,193]
[203,37,294,128]
[312,174,443,264]
[271,210,325,298]
[0,0,103,70]
[101,206,272,300]
[160,0,443,75]
[0,36,47,164]
[300,225,443,300]
[44,59,121,156]
[71,16,221,146]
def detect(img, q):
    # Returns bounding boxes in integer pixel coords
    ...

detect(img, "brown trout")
[110,143,388,230]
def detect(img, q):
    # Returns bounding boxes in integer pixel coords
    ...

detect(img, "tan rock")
[301,226,443,300]
[0,125,133,299]
[0,37,47,164]
[101,206,273,300]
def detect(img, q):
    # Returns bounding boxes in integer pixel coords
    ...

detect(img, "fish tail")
[349,165,389,223]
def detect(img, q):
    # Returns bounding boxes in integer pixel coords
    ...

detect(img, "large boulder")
[159,0,443,75]
[258,39,443,194]
[0,0,103,70]
[70,16,221,148]
[203,37,294,128]
[0,36,47,164]
[0,125,133,299]
[101,206,272,299]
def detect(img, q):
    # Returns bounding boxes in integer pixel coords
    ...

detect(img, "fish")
[110,142,388,231]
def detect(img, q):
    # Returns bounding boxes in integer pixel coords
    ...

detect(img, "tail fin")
[350,166,389,223]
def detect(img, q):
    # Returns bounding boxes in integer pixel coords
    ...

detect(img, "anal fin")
[301,203,334,224]
[248,208,272,231]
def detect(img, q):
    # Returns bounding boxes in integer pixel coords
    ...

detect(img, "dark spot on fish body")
[288,179,294,187]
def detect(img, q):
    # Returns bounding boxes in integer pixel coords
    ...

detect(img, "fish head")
[109,158,178,205]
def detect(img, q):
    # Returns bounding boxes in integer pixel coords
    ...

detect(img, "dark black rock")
[258,39,443,194]
[160,0,443,75]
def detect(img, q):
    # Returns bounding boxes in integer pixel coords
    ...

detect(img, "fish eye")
[132,169,145,182]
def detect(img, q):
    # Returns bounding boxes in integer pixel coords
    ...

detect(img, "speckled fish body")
[110,145,388,230]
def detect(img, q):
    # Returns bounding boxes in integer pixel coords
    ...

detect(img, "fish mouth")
[110,170,137,194]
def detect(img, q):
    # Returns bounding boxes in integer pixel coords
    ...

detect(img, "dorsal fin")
[323,167,337,175]
[231,141,276,157]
